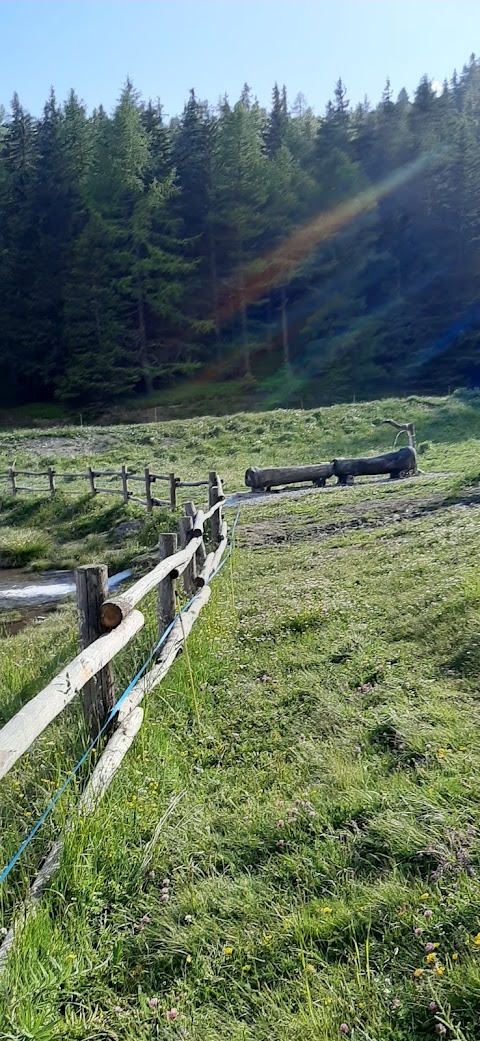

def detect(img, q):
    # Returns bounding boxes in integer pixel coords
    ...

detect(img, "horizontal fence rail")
[0,479,225,780]
[0,610,145,781]
[0,465,219,512]
[0,471,230,970]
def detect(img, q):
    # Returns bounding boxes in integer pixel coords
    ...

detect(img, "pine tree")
[141,99,171,181]
[266,82,288,155]
[114,83,196,389]
[286,94,318,167]
[211,97,269,375]
[172,89,217,350]
[33,88,81,390]
[0,94,40,401]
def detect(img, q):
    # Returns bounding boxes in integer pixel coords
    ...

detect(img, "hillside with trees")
[2,56,480,411]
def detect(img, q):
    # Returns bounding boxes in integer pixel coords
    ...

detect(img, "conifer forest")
[2,57,480,410]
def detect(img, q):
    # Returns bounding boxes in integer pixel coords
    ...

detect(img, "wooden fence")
[1,466,211,511]
[0,472,226,966]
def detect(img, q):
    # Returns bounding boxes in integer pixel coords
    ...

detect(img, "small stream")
[0,568,131,635]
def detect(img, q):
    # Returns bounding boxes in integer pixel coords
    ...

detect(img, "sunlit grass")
[1,392,480,571]
[1,394,480,1037]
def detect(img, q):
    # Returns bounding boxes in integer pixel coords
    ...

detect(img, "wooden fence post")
[47,467,56,496]
[158,533,177,637]
[121,465,129,504]
[75,565,115,740]
[169,472,177,511]
[185,500,207,569]
[144,467,153,513]
[87,466,96,496]
[8,468,16,496]
[179,516,197,594]
[209,471,222,546]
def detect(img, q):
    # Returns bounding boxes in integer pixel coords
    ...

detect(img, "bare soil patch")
[238,490,480,548]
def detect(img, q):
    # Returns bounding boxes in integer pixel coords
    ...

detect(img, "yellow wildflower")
[452,953,458,961]
[413,968,424,978]
[263,935,272,944]
[426,953,436,964]
[242,964,251,972]
[306,963,314,973]
[420,893,429,900]
[474,933,480,946]
[434,964,445,976]
[325,997,332,1005]
[224,947,234,956]
[321,906,333,914]
[358,1002,365,1009]
[186,955,192,964]
[68,953,76,960]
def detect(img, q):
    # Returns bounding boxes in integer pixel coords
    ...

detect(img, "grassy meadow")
[1,392,480,1038]
[1,389,480,571]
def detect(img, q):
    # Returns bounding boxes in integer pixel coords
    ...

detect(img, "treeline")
[2,57,480,410]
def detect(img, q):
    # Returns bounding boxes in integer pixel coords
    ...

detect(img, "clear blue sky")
[2,1,480,117]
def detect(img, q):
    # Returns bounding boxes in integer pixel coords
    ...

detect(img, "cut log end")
[100,597,132,631]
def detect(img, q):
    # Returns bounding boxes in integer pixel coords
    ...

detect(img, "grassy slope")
[1,391,480,572]
[1,394,480,1038]
[3,394,480,495]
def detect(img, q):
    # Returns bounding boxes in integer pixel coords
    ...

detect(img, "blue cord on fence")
[0,508,240,887]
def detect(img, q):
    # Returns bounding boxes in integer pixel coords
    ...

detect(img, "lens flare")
[218,151,439,324]
[190,150,441,396]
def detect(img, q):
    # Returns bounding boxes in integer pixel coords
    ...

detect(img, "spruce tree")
[0,95,39,401]
[211,97,269,375]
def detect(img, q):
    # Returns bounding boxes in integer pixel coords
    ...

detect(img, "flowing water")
[0,568,132,635]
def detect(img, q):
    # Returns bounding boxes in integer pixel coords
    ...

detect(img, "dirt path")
[227,476,479,549]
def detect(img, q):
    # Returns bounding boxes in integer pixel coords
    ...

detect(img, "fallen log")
[332,446,417,484]
[245,463,334,492]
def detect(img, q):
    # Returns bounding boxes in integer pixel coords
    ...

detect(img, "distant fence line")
[1,466,211,511]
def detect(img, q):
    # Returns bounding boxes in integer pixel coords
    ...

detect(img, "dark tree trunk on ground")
[245,462,334,490]
[332,446,416,482]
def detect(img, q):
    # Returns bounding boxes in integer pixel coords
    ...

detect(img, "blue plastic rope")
[0,508,240,886]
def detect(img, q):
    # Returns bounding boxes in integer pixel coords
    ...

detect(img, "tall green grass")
[0,527,53,567]
[2,473,480,1037]
[1,395,480,1037]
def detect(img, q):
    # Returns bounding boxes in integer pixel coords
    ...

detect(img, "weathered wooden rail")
[1,465,211,512]
[0,472,227,964]
[0,472,225,782]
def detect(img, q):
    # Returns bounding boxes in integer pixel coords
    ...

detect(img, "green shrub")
[0,527,54,567]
